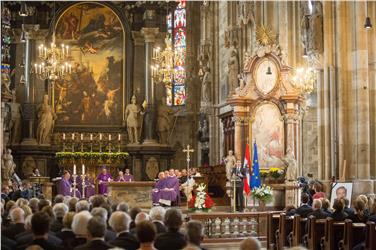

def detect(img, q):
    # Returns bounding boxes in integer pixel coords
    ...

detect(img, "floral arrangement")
[251,185,274,203]
[56,152,129,162]
[260,169,269,178]
[188,183,214,211]
[268,167,285,179]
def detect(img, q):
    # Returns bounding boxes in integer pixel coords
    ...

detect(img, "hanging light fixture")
[302,48,308,58]
[364,17,372,29]
[19,2,28,17]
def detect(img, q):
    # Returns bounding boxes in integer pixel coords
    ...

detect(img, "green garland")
[56,152,129,162]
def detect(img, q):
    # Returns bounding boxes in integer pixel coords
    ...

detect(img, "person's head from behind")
[109,211,131,233]
[336,186,347,199]
[87,216,106,240]
[301,193,309,204]
[130,207,142,221]
[31,212,50,237]
[10,207,25,223]
[239,237,262,250]
[52,203,69,219]
[54,194,64,204]
[312,199,322,211]
[149,206,165,222]
[354,197,366,214]
[164,208,182,232]
[186,220,204,246]
[63,212,75,229]
[321,198,330,210]
[91,207,108,222]
[136,221,156,245]
[135,212,150,225]
[71,210,92,237]
[116,202,129,213]
[333,199,344,212]
[75,200,90,212]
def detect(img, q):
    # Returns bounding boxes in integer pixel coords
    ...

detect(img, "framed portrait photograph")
[330,182,353,207]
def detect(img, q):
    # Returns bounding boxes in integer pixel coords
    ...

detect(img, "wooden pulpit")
[107,181,155,208]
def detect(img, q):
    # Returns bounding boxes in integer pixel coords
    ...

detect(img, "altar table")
[107,181,155,208]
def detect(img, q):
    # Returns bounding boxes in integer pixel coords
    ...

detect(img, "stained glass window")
[166,0,186,106]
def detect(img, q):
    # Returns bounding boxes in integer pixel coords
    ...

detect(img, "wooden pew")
[290,214,308,247]
[267,212,280,250]
[340,219,366,250]
[277,213,293,250]
[306,216,326,250]
[365,221,376,250]
[322,217,345,250]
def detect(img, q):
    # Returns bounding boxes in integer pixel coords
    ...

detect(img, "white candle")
[100,133,102,140]
[118,134,121,141]
[90,134,93,141]
[82,164,85,175]
[66,45,69,56]
[63,133,65,140]
[109,134,112,140]
[73,164,76,175]
[72,133,75,140]
[80,133,83,140]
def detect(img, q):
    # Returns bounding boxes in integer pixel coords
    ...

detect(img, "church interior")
[1,1,376,249]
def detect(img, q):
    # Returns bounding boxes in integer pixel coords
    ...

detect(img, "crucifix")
[183,144,195,175]
[183,144,194,209]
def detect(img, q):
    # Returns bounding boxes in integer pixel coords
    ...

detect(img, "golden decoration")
[256,25,277,46]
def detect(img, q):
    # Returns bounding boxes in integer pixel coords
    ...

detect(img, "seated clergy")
[158,169,180,206]
[97,167,112,196]
[117,168,134,182]
[116,170,126,182]
[152,172,166,205]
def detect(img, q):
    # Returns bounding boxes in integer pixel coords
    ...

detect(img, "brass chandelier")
[151,36,174,84]
[291,67,316,95]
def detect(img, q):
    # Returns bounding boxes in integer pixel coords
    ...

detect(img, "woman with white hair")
[149,206,167,234]
[71,210,92,248]
[91,207,116,241]
[108,211,139,249]
[51,203,69,233]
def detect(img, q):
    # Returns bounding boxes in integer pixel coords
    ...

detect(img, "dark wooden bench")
[365,221,376,250]
[306,216,326,250]
[290,214,308,247]
[267,212,280,249]
[277,213,293,250]
[322,217,345,250]
[339,219,366,250]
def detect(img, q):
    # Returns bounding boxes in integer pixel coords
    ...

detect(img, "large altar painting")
[252,103,284,169]
[54,2,124,126]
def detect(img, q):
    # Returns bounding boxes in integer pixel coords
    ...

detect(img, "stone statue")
[300,1,323,56]
[282,148,297,181]
[1,71,12,99]
[224,150,236,181]
[8,91,22,144]
[125,95,140,144]
[243,51,252,72]
[2,148,16,181]
[156,97,175,144]
[198,113,209,143]
[37,94,56,145]
[228,46,239,96]
[201,65,211,104]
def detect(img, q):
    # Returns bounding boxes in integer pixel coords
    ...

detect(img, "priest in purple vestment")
[152,172,166,204]
[124,168,134,182]
[116,171,126,182]
[59,171,72,196]
[97,167,112,195]
[159,169,180,205]
[84,174,96,198]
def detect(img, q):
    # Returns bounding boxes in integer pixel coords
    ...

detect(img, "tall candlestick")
[73,164,76,175]
[72,133,75,140]
[118,134,121,141]
[63,133,66,140]
[100,133,102,140]
[109,134,112,141]
[82,164,85,175]
[80,133,83,141]
[90,134,93,141]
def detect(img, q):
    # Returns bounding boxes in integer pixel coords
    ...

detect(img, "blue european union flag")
[250,142,261,188]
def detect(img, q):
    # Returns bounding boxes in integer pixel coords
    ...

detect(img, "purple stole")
[152,178,166,203]
[159,176,179,202]
[59,178,71,196]
[97,173,112,195]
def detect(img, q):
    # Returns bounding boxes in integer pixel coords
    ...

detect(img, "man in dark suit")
[186,220,208,250]
[108,211,139,250]
[55,212,76,249]
[231,160,246,212]
[2,207,25,240]
[154,208,187,250]
[307,199,329,219]
[288,193,313,218]
[18,211,63,250]
[74,217,113,250]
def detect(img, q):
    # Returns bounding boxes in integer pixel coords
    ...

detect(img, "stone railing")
[189,211,282,243]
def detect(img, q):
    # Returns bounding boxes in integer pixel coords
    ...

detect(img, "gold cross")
[183,144,194,162]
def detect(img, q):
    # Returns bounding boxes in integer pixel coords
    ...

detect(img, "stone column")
[141,27,159,145]
[21,27,37,145]
[233,116,244,160]
[131,31,146,101]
